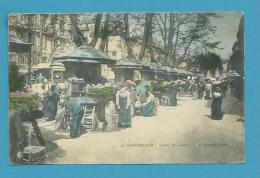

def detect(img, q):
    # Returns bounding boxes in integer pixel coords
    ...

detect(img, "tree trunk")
[139,13,153,61]
[99,13,110,52]
[123,14,133,58]
[181,15,200,62]
[27,15,33,85]
[167,14,175,66]
[69,14,87,47]
[181,38,193,61]
[148,29,155,63]
[90,14,103,47]
[154,14,167,64]
[148,14,155,63]
[39,15,47,64]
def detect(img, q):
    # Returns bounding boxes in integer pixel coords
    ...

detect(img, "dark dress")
[211,86,223,120]
[65,100,83,138]
[140,92,155,117]
[141,101,155,116]
[46,90,60,120]
[170,84,178,106]
[118,97,131,126]
[116,89,131,127]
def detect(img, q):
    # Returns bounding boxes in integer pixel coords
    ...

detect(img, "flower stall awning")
[177,69,194,76]
[149,64,180,75]
[9,36,32,45]
[111,57,149,70]
[50,63,65,71]
[161,66,179,74]
[9,35,32,53]
[53,45,116,64]
[149,63,166,74]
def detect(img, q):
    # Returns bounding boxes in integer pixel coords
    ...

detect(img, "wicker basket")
[23,146,46,164]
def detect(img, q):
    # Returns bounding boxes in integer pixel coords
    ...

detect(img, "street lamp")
[47,39,61,64]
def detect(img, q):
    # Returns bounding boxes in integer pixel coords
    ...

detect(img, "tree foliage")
[69,14,88,47]
[9,64,25,92]
[32,13,222,67]
[195,52,223,75]
[230,16,244,76]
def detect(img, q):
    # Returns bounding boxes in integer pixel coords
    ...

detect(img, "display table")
[67,95,114,123]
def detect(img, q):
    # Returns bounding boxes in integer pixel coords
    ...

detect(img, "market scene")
[8,13,244,164]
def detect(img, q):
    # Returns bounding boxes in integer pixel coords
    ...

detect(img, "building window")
[112,51,117,57]
[44,37,47,50]
[42,57,47,63]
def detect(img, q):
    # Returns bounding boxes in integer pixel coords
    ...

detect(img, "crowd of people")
[10,73,234,164]
[115,80,157,128]
[38,75,231,140]
[195,77,228,120]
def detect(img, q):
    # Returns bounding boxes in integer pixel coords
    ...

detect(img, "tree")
[166,13,175,66]
[195,52,223,76]
[154,13,169,64]
[176,14,220,67]
[139,13,154,61]
[89,14,103,47]
[172,14,191,67]
[39,14,48,63]
[123,13,133,58]
[69,14,88,47]
[99,13,110,52]
[230,16,244,76]
[229,15,244,101]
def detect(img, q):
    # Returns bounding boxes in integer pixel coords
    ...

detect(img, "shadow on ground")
[39,127,67,163]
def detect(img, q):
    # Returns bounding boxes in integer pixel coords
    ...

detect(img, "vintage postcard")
[8,13,244,164]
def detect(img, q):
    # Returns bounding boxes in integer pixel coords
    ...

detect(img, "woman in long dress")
[116,85,131,128]
[211,84,223,120]
[46,85,60,121]
[169,82,178,106]
[55,105,66,131]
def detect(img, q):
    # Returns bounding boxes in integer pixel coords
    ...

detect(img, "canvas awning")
[9,35,32,53]
[50,63,65,71]
[54,45,116,64]
[149,63,166,74]
[111,57,149,70]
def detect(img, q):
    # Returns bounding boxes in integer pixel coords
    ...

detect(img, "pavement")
[38,95,245,164]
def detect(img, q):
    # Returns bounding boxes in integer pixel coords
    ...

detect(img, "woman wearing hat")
[169,81,178,106]
[211,80,223,120]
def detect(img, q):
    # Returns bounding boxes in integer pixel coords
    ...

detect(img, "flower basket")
[9,92,40,112]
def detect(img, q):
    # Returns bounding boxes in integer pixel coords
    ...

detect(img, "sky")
[210,13,242,59]
[127,13,242,60]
